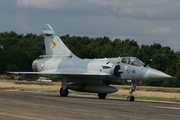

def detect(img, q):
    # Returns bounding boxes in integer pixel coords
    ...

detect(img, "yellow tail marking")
[51,41,56,49]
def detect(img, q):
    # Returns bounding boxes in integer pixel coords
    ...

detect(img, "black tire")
[127,96,135,101]
[98,93,107,99]
[60,87,69,97]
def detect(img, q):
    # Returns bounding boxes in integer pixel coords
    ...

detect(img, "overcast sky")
[0,0,180,52]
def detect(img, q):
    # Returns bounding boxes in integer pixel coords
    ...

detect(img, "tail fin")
[42,24,76,58]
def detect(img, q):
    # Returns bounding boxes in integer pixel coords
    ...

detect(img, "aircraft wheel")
[127,96,135,101]
[60,87,69,97]
[98,93,107,99]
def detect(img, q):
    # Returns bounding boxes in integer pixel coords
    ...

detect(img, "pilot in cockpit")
[121,57,144,66]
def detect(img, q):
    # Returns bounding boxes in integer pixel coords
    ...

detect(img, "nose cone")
[147,69,172,80]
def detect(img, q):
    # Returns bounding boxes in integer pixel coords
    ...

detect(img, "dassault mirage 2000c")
[9,24,172,101]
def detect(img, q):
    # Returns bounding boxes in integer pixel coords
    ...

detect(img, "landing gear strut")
[59,76,69,97]
[127,80,137,101]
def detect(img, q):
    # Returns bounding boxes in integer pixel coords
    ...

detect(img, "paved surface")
[0,91,180,120]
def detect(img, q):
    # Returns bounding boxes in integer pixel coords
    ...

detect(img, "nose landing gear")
[127,80,137,101]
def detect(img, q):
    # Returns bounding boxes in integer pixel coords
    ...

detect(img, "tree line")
[0,31,180,87]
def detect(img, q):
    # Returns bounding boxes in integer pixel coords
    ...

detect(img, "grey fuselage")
[32,56,161,84]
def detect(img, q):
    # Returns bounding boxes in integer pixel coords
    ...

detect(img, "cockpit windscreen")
[121,57,144,66]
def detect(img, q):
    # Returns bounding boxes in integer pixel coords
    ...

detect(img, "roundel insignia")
[40,62,45,68]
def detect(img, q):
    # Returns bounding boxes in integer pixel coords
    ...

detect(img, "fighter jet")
[9,24,172,101]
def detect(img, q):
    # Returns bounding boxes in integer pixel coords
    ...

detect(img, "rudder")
[42,24,74,57]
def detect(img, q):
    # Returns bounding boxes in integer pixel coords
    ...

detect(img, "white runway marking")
[155,106,180,110]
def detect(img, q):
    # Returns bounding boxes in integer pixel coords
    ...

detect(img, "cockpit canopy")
[121,57,144,66]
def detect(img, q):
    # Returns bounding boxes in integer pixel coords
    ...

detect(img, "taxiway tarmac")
[0,91,180,120]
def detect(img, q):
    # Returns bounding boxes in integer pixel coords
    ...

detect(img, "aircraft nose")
[147,69,172,80]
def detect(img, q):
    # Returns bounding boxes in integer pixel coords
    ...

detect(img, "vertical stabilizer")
[42,24,75,57]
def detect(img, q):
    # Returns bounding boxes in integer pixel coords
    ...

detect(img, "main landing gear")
[60,87,68,96]
[98,80,109,99]
[59,76,69,97]
[127,80,137,101]
[98,93,107,99]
